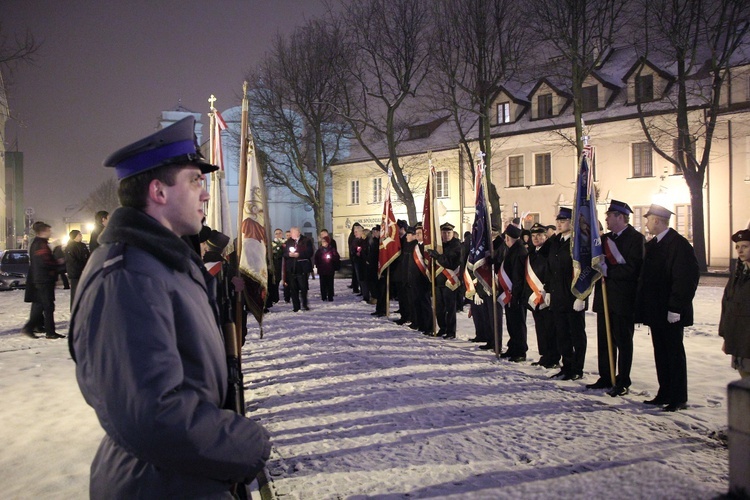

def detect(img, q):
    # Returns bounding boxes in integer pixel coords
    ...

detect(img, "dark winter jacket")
[65,240,91,279]
[635,228,699,327]
[502,239,528,308]
[719,262,750,359]
[523,244,549,311]
[545,234,577,312]
[592,225,645,317]
[314,246,340,276]
[433,237,462,288]
[284,235,314,276]
[28,237,57,284]
[70,207,271,499]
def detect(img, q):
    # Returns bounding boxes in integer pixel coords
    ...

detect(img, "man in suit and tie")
[587,200,645,396]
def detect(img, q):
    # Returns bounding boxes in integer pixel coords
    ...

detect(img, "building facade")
[330,48,750,267]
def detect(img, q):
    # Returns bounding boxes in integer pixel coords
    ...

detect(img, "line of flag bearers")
[353,197,699,413]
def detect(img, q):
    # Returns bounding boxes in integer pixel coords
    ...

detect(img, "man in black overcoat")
[427,223,462,338]
[499,223,528,361]
[588,200,645,396]
[524,223,559,368]
[635,204,699,412]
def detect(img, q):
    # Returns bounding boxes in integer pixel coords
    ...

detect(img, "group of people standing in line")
[343,200,749,413]
[20,210,108,339]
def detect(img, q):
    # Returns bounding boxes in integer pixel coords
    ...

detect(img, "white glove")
[544,293,551,307]
[539,291,549,310]
[473,293,483,305]
[667,311,680,323]
[600,261,608,277]
[573,299,585,312]
[528,294,538,309]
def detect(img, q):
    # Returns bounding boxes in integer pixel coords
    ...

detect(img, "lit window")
[350,179,359,204]
[436,170,449,198]
[497,102,511,124]
[675,204,693,242]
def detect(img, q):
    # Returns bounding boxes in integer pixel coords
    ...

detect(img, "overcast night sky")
[2,0,333,230]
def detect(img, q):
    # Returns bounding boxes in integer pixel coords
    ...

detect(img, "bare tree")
[81,178,120,215]
[633,0,750,271]
[247,19,350,232]
[0,24,39,76]
[334,0,432,225]
[430,0,529,218]
[527,0,630,155]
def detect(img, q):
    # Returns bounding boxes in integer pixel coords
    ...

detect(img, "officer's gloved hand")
[600,261,608,277]
[528,294,538,309]
[427,249,440,259]
[473,293,483,305]
[667,311,680,323]
[544,293,551,307]
[573,299,586,312]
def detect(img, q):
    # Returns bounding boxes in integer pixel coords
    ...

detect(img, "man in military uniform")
[588,200,645,396]
[636,204,699,412]
[427,222,462,338]
[546,207,588,380]
[412,223,434,334]
[499,223,528,361]
[70,116,270,497]
[524,222,558,368]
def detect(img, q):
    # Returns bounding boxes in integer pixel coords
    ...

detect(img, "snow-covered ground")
[0,277,736,499]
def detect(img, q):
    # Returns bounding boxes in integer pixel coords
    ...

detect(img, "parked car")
[0,249,29,290]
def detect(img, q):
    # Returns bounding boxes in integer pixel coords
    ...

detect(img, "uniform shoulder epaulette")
[102,242,126,277]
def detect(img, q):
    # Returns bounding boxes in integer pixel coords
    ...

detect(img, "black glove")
[427,249,440,259]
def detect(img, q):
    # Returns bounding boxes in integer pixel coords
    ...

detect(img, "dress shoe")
[541,363,560,369]
[395,319,408,325]
[509,356,526,363]
[45,333,65,339]
[585,379,612,390]
[21,328,36,339]
[531,359,543,366]
[293,308,300,312]
[550,370,566,379]
[607,386,629,397]
[409,323,420,330]
[421,330,434,336]
[302,306,310,311]
[442,334,456,339]
[662,402,687,412]
[478,343,496,350]
[643,397,668,406]
[468,337,483,343]
[499,351,512,358]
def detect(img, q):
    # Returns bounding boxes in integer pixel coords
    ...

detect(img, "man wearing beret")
[635,204,699,412]
[720,229,750,378]
[69,117,271,497]
[428,222,462,338]
[588,200,645,396]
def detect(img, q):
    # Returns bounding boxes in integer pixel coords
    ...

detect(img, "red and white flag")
[207,109,234,252]
[378,173,401,277]
[238,96,268,325]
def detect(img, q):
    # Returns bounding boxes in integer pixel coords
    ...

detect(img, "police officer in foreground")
[69,117,271,498]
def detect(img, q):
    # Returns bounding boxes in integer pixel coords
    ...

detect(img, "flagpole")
[478,155,500,359]
[235,82,250,357]
[601,279,617,386]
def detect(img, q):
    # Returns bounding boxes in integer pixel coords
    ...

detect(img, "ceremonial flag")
[571,150,603,299]
[466,163,493,294]
[207,109,234,252]
[378,172,401,277]
[238,90,268,325]
[422,163,442,255]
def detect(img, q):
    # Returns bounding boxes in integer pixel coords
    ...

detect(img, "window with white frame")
[349,179,359,205]
[675,204,693,242]
[632,206,649,235]
[632,142,653,177]
[372,177,383,204]
[497,102,511,124]
[535,153,552,185]
[537,93,553,118]
[508,156,524,187]
[436,170,449,198]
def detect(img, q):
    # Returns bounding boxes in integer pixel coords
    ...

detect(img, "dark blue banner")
[571,154,603,299]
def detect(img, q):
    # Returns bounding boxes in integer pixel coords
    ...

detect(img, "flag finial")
[208,94,217,112]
